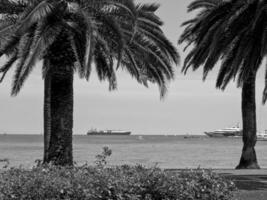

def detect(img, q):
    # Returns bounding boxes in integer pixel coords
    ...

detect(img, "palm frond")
[11,31,34,95]
[12,19,61,95]
[81,0,137,18]
[180,0,266,95]
[0,0,26,15]
[64,11,94,79]
[0,51,17,82]
[16,0,57,35]
[136,3,159,13]
[124,47,141,78]
[94,11,125,69]
[127,33,174,79]
[1,0,177,98]
[188,0,225,12]
[94,43,117,90]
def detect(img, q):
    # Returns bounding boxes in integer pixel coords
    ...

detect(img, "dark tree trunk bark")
[43,60,74,166]
[236,70,260,169]
[43,60,51,162]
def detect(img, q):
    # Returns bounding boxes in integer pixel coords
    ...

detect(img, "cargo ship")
[87,129,131,136]
[204,125,242,138]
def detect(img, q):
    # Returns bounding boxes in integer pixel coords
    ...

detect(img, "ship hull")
[257,135,267,141]
[204,132,225,137]
[257,137,267,141]
[87,131,131,136]
[205,131,242,138]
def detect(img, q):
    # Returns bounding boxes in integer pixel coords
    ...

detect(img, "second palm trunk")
[236,71,260,169]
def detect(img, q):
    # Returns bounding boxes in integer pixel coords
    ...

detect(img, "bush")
[0,148,236,200]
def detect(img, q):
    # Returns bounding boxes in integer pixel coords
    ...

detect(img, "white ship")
[257,130,267,141]
[204,124,242,138]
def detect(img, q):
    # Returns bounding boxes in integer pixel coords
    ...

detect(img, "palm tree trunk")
[236,70,260,169]
[43,61,73,166]
[43,62,51,162]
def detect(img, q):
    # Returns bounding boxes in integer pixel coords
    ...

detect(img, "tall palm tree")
[0,0,179,165]
[179,0,267,169]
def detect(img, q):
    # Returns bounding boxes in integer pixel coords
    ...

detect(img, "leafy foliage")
[0,166,236,200]
[95,146,112,167]
[0,158,9,169]
[0,0,179,97]
[179,0,267,103]
[0,148,236,200]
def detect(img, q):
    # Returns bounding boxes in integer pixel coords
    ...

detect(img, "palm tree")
[179,0,267,169]
[0,0,179,165]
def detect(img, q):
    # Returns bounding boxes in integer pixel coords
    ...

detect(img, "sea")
[0,134,267,169]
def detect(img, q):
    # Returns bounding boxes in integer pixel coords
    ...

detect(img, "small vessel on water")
[87,128,131,136]
[138,135,144,140]
[204,124,242,138]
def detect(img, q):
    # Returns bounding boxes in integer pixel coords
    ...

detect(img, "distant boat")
[87,129,131,136]
[184,134,202,139]
[138,136,144,140]
[204,124,242,138]
[184,133,193,138]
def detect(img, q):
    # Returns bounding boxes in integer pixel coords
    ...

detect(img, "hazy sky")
[1,0,267,135]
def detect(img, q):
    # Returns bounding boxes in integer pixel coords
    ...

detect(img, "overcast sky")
[1,0,267,135]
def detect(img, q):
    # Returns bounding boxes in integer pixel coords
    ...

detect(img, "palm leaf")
[0,51,17,82]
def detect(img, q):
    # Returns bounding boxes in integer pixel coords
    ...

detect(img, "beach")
[1,134,266,169]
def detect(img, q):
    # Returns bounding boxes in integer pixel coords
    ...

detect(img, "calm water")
[0,135,266,169]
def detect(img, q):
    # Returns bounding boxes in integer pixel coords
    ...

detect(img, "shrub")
[0,148,236,200]
[0,158,9,169]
